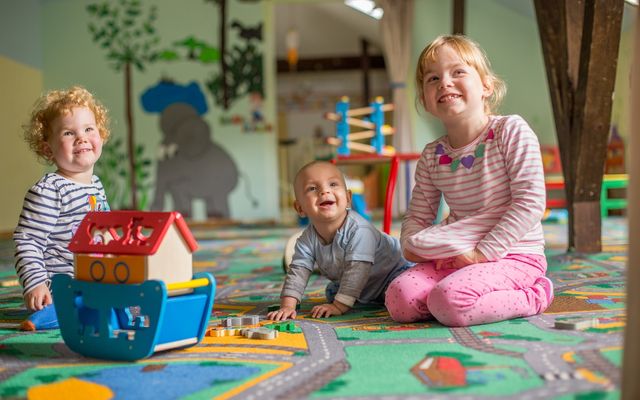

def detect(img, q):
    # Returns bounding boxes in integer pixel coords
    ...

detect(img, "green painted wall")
[411,0,555,148]
[41,0,278,221]
[0,0,635,232]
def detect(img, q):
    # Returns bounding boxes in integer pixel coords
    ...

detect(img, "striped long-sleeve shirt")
[401,114,546,261]
[13,173,110,295]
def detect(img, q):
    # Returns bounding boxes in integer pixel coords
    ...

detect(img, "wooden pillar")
[452,0,465,35]
[534,0,624,252]
[361,38,371,106]
[622,6,640,399]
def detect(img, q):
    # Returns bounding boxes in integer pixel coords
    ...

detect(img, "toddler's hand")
[310,303,344,318]
[267,307,297,322]
[24,283,52,311]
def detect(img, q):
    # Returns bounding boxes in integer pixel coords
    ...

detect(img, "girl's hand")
[24,283,52,311]
[267,307,297,322]
[435,249,487,270]
[434,258,454,270]
[404,249,427,263]
[310,302,348,318]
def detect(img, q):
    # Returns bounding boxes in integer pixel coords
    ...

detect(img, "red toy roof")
[68,211,198,255]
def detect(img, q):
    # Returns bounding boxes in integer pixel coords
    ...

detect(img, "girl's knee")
[385,299,423,323]
[427,285,470,327]
[384,279,429,323]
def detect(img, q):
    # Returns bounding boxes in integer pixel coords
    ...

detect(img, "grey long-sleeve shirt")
[281,211,411,306]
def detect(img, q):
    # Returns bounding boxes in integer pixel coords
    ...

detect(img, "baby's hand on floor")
[267,307,297,321]
[310,303,344,318]
[24,283,52,311]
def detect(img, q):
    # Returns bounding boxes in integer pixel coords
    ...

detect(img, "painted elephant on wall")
[151,103,238,218]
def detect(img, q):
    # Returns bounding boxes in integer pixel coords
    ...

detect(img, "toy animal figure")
[151,103,238,218]
[20,304,59,331]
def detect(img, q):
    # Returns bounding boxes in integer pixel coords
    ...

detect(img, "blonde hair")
[415,34,506,114]
[23,86,110,164]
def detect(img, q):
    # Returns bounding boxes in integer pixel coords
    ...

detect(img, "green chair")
[601,174,628,217]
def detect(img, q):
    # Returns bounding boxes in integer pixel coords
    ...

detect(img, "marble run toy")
[324,96,395,156]
[51,211,215,361]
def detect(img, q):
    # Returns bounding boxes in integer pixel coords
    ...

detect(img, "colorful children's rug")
[0,218,627,399]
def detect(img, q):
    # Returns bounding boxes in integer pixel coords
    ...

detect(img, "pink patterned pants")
[384,254,551,326]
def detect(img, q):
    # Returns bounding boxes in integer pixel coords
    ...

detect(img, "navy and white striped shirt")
[13,173,110,295]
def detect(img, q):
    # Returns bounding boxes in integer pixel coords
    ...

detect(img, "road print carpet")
[0,218,627,399]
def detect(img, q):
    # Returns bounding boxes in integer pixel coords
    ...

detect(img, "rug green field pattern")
[0,219,627,399]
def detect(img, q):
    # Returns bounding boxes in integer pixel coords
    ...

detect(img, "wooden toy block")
[207,327,243,337]
[554,317,599,330]
[222,315,260,327]
[114,330,136,340]
[265,321,302,333]
[0,279,19,288]
[241,327,278,340]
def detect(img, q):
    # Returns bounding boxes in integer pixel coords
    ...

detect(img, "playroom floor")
[0,217,627,399]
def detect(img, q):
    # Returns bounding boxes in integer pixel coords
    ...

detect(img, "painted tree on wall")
[161,0,263,110]
[87,0,160,210]
[207,18,264,109]
[207,0,264,109]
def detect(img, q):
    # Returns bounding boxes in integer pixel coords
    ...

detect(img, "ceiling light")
[345,0,384,20]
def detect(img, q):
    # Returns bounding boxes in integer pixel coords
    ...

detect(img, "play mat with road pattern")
[0,218,627,399]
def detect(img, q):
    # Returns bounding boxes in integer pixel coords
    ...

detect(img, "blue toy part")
[52,272,215,361]
[370,98,384,154]
[23,304,59,330]
[336,97,350,156]
[351,193,370,220]
[434,194,449,224]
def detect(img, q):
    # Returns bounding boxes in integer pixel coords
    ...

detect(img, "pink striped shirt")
[402,115,546,261]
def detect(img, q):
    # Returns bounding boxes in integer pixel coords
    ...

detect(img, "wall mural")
[162,1,270,133]
[87,0,266,215]
[141,81,238,219]
[87,0,161,210]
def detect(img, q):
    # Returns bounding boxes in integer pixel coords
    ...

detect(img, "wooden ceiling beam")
[453,0,465,35]
[276,55,385,73]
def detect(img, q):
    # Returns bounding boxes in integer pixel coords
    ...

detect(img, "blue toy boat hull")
[51,272,215,361]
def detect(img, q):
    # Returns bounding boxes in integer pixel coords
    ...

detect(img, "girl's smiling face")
[45,106,103,183]
[421,44,493,123]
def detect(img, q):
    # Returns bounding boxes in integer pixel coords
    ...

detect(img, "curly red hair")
[23,86,110,164]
